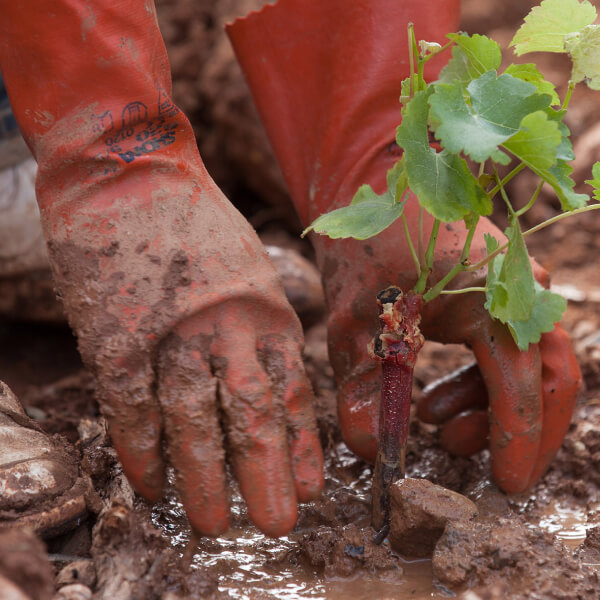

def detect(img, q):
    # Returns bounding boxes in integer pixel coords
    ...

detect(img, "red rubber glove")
[228,0,582,493]
[0,0,323,536]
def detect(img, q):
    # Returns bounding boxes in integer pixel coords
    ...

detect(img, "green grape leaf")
[504,63,560,105]
[429,71,552,164]
[565,25,600,90]
[510,0,597,55]
[507,284,567,350]
[544,108,575,161]
[502,110,562,171]
[547,159,589,210]
[484,233,502,299]
[301,161,407,240]
[503,112,587,210]
[584,161,600,200]
[485,218,535,323]
[438,33,501,87]
[396,88,491,222]
[485,231,567,350]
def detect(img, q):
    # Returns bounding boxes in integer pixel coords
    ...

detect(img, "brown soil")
[2,1,600,598]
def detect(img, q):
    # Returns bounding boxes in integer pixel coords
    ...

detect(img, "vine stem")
[466,203,600,273]
[418,206,425,266]
[402,213,421,277]
[407,22,416,99]
[370,288,424,538]
[440,286,486,295]
[414,219,440,294]
[421,39,455,64]
[495,168,516,216]
[516,179,544,217]
[486,163,526,199]
[562,81,576,110]
[421,217,479,303]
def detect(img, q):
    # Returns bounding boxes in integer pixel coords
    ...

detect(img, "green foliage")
[507,285,567,351]
[438,33,501,87]
[502,111,561,171]
[429,71,551,164]
[396,88,491,222]
[510,0,597,55]
[301,161,407,240]
[504,63,560,105]
[305,1,600,351]
[565,25,600,89]
[484,222,535,324]
[485,233,566,350]
[585,161,600,200]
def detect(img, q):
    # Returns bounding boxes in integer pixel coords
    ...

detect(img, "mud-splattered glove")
[228,0,582,493]
[0,0,323,537]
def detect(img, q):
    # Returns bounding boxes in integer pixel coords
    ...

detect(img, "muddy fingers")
[418,323,581,488]
[215,321,298,537]
[418,363,488,425]
[157,328,229,537]
[439,410,490,457]
[96,355,165,502]
[527,325,582,487]
[470,320,542,494]
[270,348,324,502]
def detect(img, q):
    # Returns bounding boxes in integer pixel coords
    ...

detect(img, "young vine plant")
[303,0,600,352]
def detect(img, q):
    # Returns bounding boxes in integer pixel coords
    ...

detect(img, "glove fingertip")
[290,430,325,502]
[440,410,489,457]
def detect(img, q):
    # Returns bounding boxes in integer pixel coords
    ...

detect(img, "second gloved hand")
[229,0,582,493]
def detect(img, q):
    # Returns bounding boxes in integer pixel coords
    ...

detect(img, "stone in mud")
[389,477,478,558]
[56,560,97,588]
[580,525,600,564]
[265,245,326,322]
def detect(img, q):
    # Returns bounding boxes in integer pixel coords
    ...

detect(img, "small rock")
[56,560,96,588]
[53,584,92,600]
[389,477,478,558]
[265,245,326,320]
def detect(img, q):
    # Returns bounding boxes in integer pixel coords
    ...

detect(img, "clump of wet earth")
[2,0,600,598]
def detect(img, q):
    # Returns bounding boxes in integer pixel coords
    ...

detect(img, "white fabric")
[0,156,49,276]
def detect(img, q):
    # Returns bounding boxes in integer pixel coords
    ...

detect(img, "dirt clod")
[298,523,401,579]
[389,477,478,558]
[55,560,96,588]
[433,517,599,598]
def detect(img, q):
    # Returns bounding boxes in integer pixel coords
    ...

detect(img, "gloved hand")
[0,0,323,537]
[228,0,582,493]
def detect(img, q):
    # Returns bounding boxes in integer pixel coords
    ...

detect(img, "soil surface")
[2,0,600,598]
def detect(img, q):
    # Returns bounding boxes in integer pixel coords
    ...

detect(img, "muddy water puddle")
[536,501,589,549]
[152,445,450,599]
[155,504,446,599]
[151,434,600,599]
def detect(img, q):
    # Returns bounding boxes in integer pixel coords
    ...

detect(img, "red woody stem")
[369,287,424,540]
